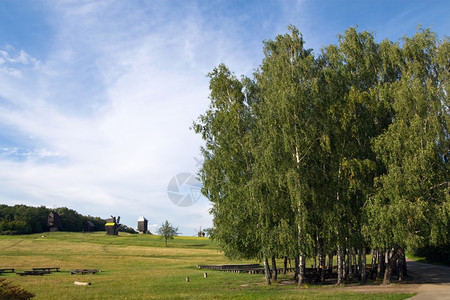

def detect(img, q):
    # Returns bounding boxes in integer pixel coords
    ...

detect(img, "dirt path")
[406,259,450,300]
[305,259,450,299]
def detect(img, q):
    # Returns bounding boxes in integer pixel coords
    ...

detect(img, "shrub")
[414,245,450,266]
[0,278,35,300]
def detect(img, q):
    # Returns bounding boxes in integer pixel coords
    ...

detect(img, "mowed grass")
[0,232,413,299]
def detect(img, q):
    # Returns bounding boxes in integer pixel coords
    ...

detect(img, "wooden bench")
[17,270,49,276]
[0,268,15,274]
[197,264,260,271]
[32,267,60,272]
[71,269,99,275]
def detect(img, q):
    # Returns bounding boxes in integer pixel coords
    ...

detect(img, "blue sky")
[0,0,448,235]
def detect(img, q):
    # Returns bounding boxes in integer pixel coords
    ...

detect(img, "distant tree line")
[0,204,107,234]
[194,26,449,285]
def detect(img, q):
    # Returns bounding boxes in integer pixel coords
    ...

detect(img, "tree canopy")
[194,25,449,285]
[0,204,106,234]
[157,220,180,247]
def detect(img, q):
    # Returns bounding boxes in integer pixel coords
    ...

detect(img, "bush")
[0,278,35,300]
[0,230,21,235]
[414,245,450,266]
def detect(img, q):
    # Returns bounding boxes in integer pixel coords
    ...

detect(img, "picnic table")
[33,267,60,272]
[0,268,15,274]
[17,270,49,276]
[71,269,99,275]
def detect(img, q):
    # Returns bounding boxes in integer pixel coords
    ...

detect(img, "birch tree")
[254,25,322,286]
[193,64,260,261]
[194,25,448,287]
[367,29,449,284]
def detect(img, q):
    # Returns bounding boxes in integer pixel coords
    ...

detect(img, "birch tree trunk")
[377,249,385,280]
[383,248,401,285]
[397,250,405,281]
[344,248,349,280]
[318,249,325,282]
[264,257,271,285]
[271,256,277,280]
[360,248,367,283]
[402,252,407,277]
[297,254,305,287]
[294,256,299,282]
[328,252,333,272]
[357,248,362,280]
[337,245,344,285]
[346,248,353,281]
[371,249,377,267]
[318,248,325,270]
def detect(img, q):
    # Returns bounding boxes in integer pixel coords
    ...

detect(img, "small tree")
[157,220,180,247]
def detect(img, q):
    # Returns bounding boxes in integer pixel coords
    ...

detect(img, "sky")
[0,0,448,235]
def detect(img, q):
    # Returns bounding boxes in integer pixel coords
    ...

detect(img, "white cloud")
[0,48,37,78]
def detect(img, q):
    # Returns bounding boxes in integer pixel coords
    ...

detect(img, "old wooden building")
[105,216,120,235]
[83,220,95,232]
[48,211,62,232]
[137,216,148,234]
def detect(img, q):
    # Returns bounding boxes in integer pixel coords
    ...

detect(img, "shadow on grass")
[185,244,208,247]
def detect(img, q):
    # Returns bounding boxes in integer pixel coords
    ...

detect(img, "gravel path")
[406,259,450,300]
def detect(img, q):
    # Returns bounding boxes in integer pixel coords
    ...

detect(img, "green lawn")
[0,232,414,299]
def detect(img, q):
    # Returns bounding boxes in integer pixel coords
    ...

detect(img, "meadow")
[0,232,414,299]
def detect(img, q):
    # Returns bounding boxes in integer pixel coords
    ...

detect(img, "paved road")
[407,259,450,300]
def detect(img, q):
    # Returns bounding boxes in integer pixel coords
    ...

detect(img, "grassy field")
[0,232,414,299]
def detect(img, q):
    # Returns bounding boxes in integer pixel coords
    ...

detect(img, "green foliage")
[157,220,180,247]
[55,207,84,232]
[255,25,318,260]
[203,227,215,239]
[0,220,31,235]
[193,64,260,260]
[119,224,137,234]
[0,205,47,234]
[195,25,449,285]
[0,278,35,300]
[0,204,106,234]
[366,29,449,250]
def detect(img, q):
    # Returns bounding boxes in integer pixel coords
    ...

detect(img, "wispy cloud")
[0,0,262,232]
[0,46,39,77]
